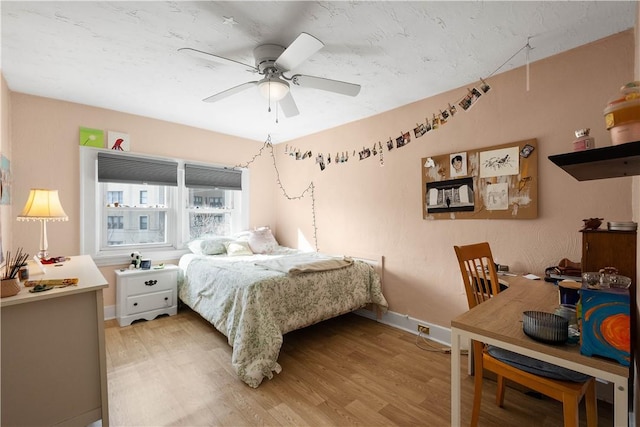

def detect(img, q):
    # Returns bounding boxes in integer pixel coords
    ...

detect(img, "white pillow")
[248,227,279,254]
[188,236,232,255]
[224,240,254,256]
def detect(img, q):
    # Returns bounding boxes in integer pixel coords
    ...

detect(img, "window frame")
[80,147,250,266]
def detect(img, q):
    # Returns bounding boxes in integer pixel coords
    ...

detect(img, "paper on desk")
[523,274,541,280]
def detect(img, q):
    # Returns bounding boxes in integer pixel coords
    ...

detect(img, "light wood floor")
[104,307,613,426]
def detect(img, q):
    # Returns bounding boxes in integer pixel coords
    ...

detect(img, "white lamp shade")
[17,189,68,221]
[258,78,289,101]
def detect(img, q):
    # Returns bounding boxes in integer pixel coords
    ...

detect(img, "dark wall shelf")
[548,141,640,181]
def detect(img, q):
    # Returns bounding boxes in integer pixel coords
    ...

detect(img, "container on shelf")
[573,128,595,151]
[604,81,640,146]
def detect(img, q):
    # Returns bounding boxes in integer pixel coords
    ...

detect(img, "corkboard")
[421,138,538,220]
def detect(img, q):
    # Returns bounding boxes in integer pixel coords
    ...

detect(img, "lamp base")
[37,250,48,260]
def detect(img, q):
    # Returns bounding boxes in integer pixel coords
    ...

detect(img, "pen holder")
[1,277,21,297]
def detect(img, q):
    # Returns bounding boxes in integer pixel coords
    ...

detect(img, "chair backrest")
[454,242,502,309]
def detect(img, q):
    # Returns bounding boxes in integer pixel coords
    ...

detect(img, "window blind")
[97,152,178,186]
[185,164,242,190]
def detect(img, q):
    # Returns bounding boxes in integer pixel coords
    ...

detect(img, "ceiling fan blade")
[203,81,258,103]
[275,33,324,72]
[291,74,361,97]
[279,92,299,117]
[178,48,257,73]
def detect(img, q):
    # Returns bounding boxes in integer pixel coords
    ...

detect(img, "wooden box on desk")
[580,286,630,366]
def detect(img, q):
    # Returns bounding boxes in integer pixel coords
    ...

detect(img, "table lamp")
[17,188,68,259]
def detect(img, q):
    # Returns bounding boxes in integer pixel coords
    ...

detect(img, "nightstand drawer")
[124,272,176,297]
[127,290,174,315]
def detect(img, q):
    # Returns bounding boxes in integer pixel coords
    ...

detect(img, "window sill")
[89,248,190,268]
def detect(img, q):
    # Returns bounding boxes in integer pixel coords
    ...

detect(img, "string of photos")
[232,40,535,249]
[282,39,533,172]
[235,135,319,251]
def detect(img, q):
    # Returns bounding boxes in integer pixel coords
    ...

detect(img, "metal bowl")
[522,311,568,344]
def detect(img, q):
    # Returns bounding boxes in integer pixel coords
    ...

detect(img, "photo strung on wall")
[1,154,11,206]
[283,78,492,172]
[421,138,538,220]
[78,127,130,151]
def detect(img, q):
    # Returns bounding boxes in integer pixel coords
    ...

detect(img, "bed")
[177,232,388,388]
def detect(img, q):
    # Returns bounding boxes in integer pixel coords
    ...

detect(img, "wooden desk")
[1,255,109,426]
[451,276,630,427]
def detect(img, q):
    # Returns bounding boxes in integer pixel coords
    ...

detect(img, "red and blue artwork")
[580,287,630,366]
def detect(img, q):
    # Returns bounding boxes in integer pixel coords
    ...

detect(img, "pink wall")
[275,31,636,328]
[8,95,277,305]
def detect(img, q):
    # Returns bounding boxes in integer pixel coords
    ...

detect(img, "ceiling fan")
[179,33,361,118]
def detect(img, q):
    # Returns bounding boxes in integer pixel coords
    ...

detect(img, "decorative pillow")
[188,236,232,255]
[248,227,279,254]
[224,240,254,256]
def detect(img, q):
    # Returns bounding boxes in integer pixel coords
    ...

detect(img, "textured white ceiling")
[1,1,636,143]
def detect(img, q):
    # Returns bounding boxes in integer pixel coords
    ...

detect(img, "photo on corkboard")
[425,177,474,214]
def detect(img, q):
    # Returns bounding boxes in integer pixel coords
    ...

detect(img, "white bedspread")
[178,248,388,387]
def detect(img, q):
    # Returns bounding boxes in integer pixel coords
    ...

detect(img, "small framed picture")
[108,131,130,151]
[520,144,535,158]
[79,127,104,148]
[450,152,468,178]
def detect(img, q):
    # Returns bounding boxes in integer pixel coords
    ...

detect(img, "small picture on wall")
[520,144,535,158]
[1,155,11,205]
[458,87,482,111]
[396,131,410,148]
[79,127,104,147]
[485,182,509,210]
[426,177,475,213]
[450,152,468,178]
[479,146,520,178]
[108,131,130,151]
[480,78,491,94]
[413,123,426,138]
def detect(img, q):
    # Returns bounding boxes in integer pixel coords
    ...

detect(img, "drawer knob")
[145,279,158,286]
[164,297,168,301]
[133,302,138,306]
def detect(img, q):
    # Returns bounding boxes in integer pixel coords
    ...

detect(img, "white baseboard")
[104,305,116,321]
[354,308,457,348]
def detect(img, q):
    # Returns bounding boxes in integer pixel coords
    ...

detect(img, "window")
[139,215,149,230]
[80,147,249,265]
[107,191,123,205]
[107,216,123,229]
[184,163,243,240]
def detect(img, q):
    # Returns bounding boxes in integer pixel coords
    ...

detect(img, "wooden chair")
[453,242,597,427]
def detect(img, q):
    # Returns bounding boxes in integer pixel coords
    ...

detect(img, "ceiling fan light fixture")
[258,78,289,101]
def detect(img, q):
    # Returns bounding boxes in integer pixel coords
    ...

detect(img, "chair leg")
[495,374,506,407]
[585,379,598,427]
[471,364,483,427]
[561,394,579,427]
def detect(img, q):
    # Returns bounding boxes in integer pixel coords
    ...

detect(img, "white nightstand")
[115,264,179,327]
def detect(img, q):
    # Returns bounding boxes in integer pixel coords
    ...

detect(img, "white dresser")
[115,264,178,327]
[0,255,109,427]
